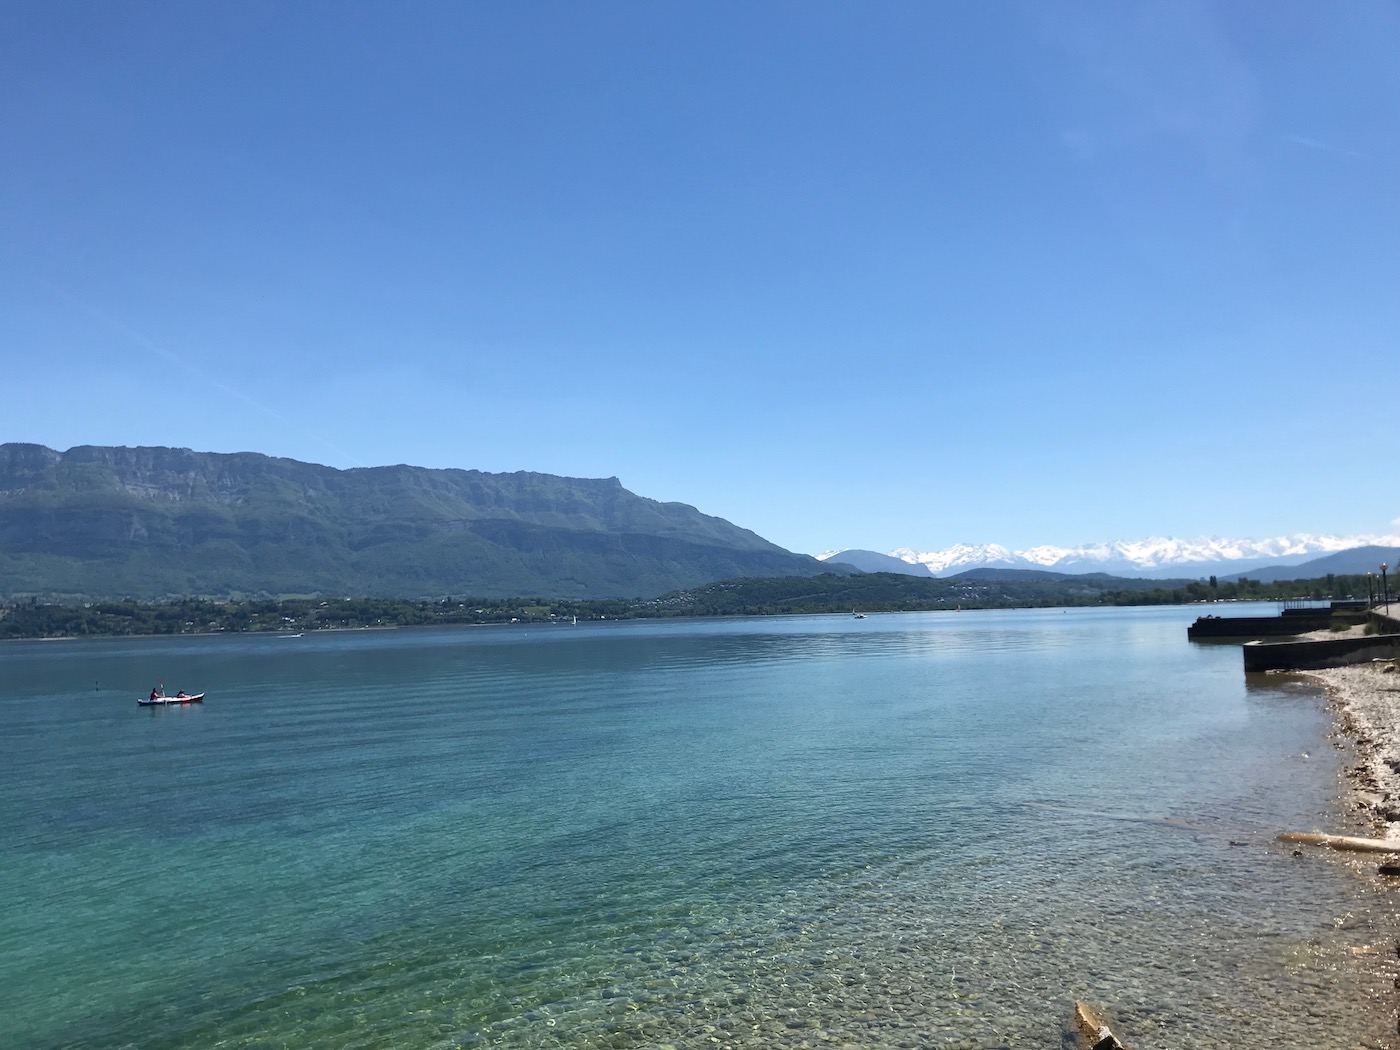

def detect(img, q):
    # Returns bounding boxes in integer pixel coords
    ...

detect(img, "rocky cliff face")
[0,444,827,599]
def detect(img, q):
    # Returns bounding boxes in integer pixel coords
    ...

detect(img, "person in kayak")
[150,687,161,701]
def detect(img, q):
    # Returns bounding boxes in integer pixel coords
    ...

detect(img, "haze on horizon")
[3,1,1397,556]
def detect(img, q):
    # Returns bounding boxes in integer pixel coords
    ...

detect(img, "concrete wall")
[1243,633,1400,673]
[1373,609,1400,633]
[1188,613,1330,640]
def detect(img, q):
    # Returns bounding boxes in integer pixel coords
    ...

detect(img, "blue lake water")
[1,606,1395,1049]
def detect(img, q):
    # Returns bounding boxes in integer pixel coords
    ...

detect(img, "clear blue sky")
[3,1,1397,555]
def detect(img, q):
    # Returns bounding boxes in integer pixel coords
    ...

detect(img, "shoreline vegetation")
[0,570,1380,641]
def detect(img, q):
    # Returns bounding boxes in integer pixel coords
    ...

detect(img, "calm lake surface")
[2,607,1396,1049]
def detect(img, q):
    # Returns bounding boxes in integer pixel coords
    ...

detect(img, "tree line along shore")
[0,571,1382,641]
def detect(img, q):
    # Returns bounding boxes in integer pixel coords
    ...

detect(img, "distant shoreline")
[4,597,1308,645]
[2,577,1348,642]
[7,623,420,643]
[1,617,626,644]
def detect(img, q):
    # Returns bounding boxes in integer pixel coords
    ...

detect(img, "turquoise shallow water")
[1,606,1396,1049]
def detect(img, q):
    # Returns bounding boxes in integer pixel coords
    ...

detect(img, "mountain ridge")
[0,443,837,600]
[819,549,935,577]
[1220,545,1400,584]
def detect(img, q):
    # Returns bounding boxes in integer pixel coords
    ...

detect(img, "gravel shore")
[1304,659,1400,838]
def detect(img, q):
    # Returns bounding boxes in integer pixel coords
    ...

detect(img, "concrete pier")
[1188,609,1331,640]
[1239,605,1400,672]
[1242,633,1400,673]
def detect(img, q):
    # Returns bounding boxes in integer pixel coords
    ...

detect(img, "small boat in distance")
[138,692,205,707]
[852,610,866,619]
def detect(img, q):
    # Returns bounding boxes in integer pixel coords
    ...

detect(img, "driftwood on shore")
[1073,1000,1126,1049]
[1278,831,1400,854]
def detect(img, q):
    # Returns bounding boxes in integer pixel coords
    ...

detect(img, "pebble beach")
[1297,655,1400,1049]
[1307,659,1400,839]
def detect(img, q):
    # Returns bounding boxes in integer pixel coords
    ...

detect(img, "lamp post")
[1368,572,1374,607]
[1384,563,1391,611]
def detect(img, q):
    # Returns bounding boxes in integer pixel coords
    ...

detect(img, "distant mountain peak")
[818,549,933,577]
[818,533,1400,579]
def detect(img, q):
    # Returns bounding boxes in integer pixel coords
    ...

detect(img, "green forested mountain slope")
[0,444,832,599]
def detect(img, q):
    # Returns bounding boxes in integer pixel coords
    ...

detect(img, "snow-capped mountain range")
[817,533,1400,579]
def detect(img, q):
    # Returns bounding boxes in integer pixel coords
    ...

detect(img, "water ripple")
[1,608,1395,1049]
